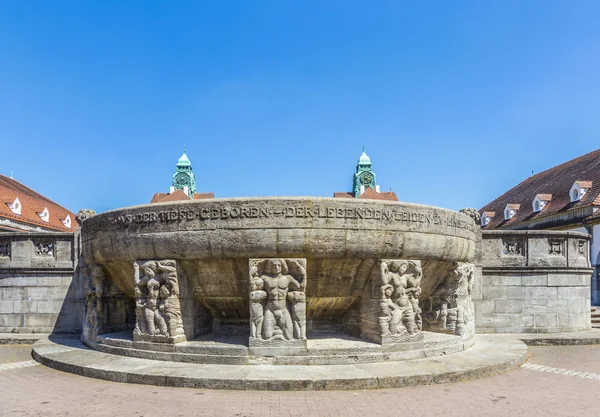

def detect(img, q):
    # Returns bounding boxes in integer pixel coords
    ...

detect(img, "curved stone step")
[32,334,527,390]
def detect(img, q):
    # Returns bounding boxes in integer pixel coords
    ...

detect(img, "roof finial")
[362,145,365,153]
[184,144,186,153]
[9,172,13,179]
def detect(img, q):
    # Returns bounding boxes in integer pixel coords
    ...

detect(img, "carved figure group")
[134,260,184,340]
[0,242,9,257]
[423,262,475,338]
[378,260,422,337]
[82,264,106,343]
[249,259,306,341]
[35,242,53,257]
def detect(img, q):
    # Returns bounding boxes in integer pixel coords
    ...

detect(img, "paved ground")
[1,344,599,416]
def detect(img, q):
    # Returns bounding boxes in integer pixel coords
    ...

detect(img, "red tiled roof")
[333,192,353,198]
[150,193,169,204]
[480,148,600,229]
[358,187,399,201]
[334,189,399,201]
[150,190,215,204]
[194,193,214,200]
[0,175,77,232]
[150,189,190,203]
[575,180,593,189]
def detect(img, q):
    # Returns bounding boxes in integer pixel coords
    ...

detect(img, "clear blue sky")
[1,1,599,214]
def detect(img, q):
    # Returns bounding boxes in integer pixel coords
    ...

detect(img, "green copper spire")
[172,148,196,198]
[353,148,376,197]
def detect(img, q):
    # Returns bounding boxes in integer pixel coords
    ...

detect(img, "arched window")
[573,189,579,201]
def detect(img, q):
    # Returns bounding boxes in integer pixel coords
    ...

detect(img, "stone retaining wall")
[475,230,592,333]
[0,232,84,333]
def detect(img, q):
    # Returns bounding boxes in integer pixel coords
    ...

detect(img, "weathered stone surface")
[248,258,307,354]
[475,230,592,333]
[32,334,528,390]
[360,260,423,346]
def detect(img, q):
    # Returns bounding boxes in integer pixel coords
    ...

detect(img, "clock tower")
[170,148,196,199]
[352,148,378,197]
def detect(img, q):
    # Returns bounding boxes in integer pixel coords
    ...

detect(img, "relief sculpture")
[248,258,307,343]
[0,242,9,257]
[361,259,423,345]
[133,260,185,343]
[378,260,422,338]
[82,263,106,345]
[423,262,475,339]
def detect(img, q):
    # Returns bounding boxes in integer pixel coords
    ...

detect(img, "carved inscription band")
[107,203,475,232]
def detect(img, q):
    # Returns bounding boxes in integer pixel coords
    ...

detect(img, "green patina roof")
[177,150,192,167]
[358,151,371,165]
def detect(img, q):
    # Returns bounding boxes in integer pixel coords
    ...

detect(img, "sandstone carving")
[503,239,523,256]
[378,260,422,337]
[76,208,97,225]
[248,258,307,342]
[548,239,564,255]
[423,262,475,339]
[0,242,9,257]
[361,260,423,344]
[82,263,106,343]
[34,241,53,257]
[133,260,185,343]
[459,207,481,225]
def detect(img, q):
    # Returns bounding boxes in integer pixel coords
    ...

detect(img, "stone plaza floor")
[1,343,599,417]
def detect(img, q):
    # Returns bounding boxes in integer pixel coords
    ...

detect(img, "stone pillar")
[82,263,106,347]
[248,258,307,356]
[422,262,475,340]
[360,260,424,348]
[133,260,186,344]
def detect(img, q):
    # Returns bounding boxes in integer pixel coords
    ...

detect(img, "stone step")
[32,334,528,391]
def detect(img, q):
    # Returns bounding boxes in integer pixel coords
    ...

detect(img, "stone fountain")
[79,197,481,365]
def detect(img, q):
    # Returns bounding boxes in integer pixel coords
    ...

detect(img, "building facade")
[479,148,600,304]
[0,175,77,233]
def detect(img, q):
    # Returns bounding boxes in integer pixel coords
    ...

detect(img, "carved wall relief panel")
[361,259,423,345]
[579,240,586,256]
[548,238,565,256]
[33,240,54,257]
[0,241,9,257]
[82,263,107,344]
[422,262,475,339]
[248,258,307,345]
[133,260,186,343]
[502,238,524,256]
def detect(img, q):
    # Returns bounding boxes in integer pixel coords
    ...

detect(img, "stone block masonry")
[475,230,592,333]
[0,232,84,333]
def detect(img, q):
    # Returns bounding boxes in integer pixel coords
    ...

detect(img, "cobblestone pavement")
[1,344,599,417]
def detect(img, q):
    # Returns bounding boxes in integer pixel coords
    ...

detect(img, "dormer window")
[532,194,552,213]
[481,211,495,227]
[61,214,72,229]
[7,197,21,215]
[504,204,520,220]
[570,181,592,202]
[38,207,50,223]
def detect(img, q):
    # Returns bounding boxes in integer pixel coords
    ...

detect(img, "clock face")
[176,173,189,185]
[361,173,373,184]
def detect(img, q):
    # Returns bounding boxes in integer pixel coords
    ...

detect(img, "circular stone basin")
[81,197,478,363]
